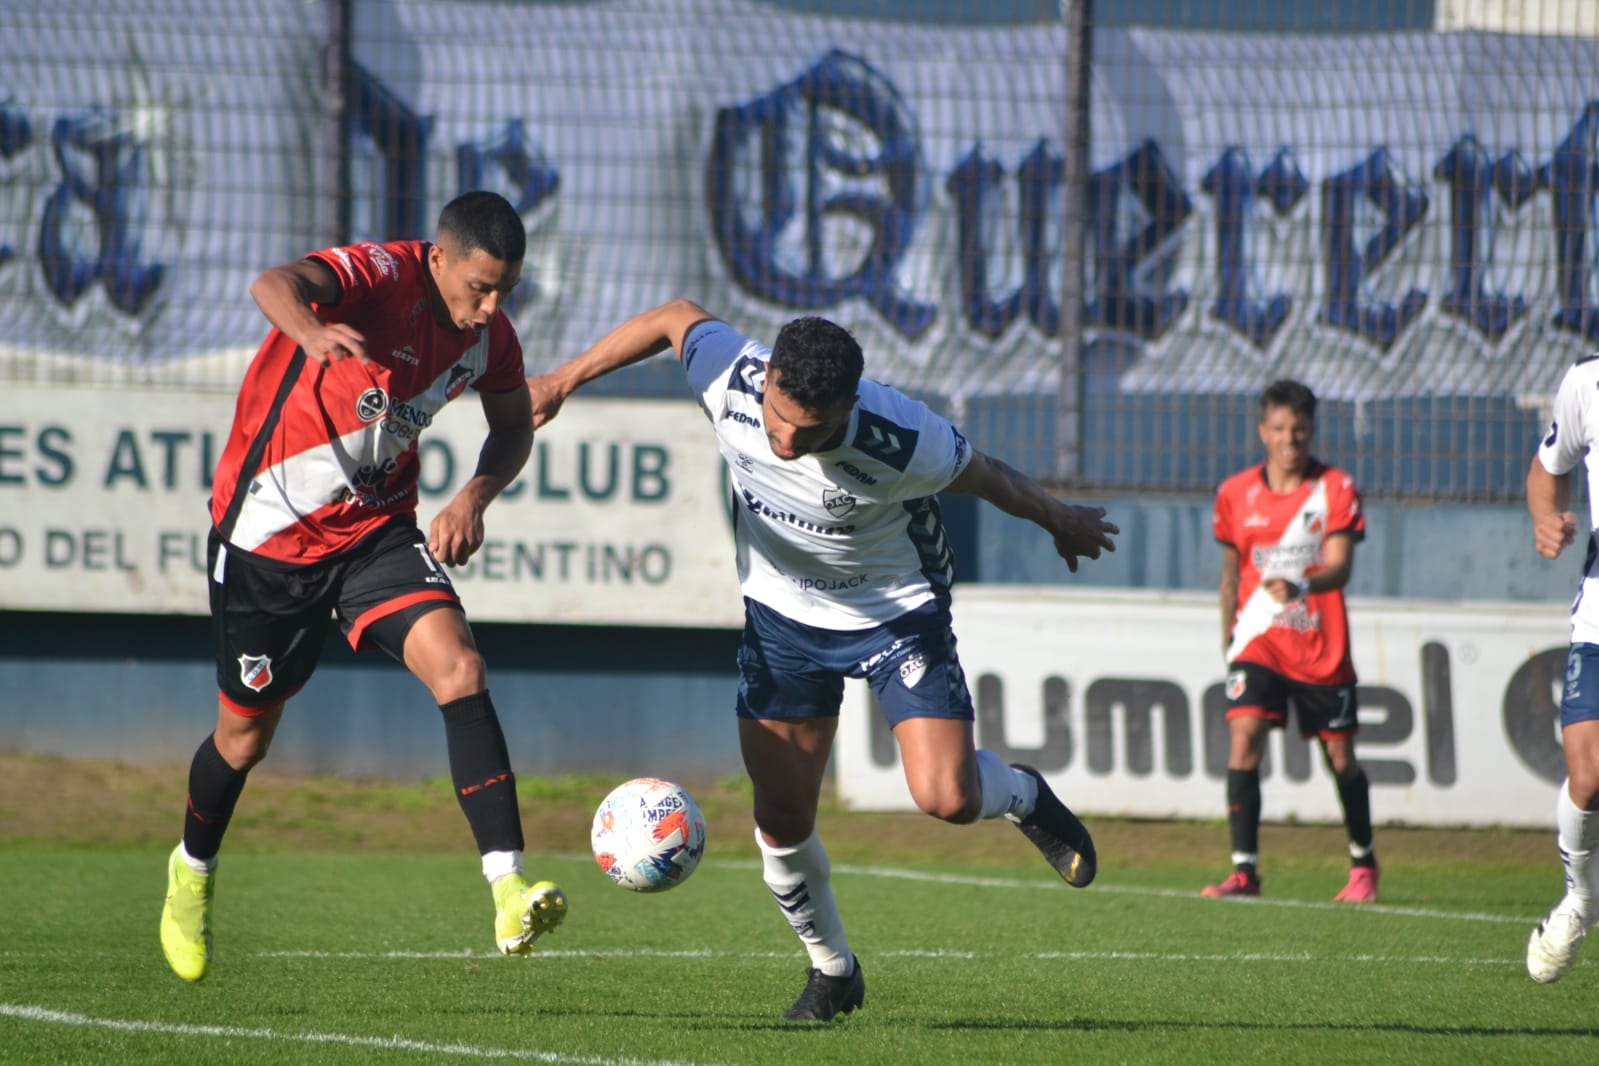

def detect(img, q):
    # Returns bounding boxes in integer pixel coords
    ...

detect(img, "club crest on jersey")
[356,388,389,422]
[444,365,473,401]
[238,653,274,692]
[823,486,857,518]
[1225,670,1247,701]
[1302,512,1324,533]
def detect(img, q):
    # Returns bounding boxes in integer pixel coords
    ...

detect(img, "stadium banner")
[3,0,1597,409]
[837,586,1572,829]
[0,386,743,627]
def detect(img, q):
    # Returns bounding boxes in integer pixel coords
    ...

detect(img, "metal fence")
[1,0,1595,499]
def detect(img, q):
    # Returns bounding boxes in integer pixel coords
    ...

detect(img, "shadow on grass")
[926,1018,1599,1038]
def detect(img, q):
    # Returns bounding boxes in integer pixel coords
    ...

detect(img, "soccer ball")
[590,777,708,892]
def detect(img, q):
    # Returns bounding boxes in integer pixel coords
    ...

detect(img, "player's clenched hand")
[526,374,568,429]
[303,324,370,366]
[428,496,487,567]
[1050,504,1119,573]
[1534,510,1578,560]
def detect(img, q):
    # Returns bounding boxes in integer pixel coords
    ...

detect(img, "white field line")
[252,946,1520,967]
[822,862,1537,926]
[0,1004,725,1066]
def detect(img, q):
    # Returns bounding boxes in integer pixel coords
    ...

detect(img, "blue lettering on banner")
[456,118,559,315]
[947,140,1065,339]
[1318,147,1430,350]
[1200,147,1307,349]
[707,49,936,339]
[38,108,165,314]
[1538,102,1599,343]
[1434,135,1535,342]
[0,98,32,266]
[351,62,428,241]
[1085,140,1193,340]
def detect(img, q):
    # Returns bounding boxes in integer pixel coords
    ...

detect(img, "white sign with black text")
[0,386,742,627]
[837,586,1571,829]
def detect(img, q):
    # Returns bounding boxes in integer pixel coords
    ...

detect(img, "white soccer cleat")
[1527,897,1587,984]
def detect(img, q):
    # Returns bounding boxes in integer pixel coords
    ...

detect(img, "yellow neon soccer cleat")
[492,875,568,956]
[160,845,215,982]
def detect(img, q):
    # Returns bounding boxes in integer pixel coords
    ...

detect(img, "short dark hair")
[436,191,526,264]
[768,317,863,409]
[1260,378,1316,421]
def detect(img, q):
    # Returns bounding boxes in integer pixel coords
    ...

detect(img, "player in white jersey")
[529,300,1118,1021]
[1526,354,1599,983]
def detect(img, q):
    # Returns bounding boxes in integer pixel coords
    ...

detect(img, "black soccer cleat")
[781,959,866,1022]
[1009,764,1097,887]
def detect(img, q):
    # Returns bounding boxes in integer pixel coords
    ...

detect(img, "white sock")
[178,841,216,874]
[1556,781,1599,919]
[975,748,1036,820]
[482,849,524,885]
[756,826,853,977]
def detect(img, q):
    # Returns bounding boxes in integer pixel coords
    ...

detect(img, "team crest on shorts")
[238,653,274,692]
[1225,669,1247,701]
[898,653,928,689]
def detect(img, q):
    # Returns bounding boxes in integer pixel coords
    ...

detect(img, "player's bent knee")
[424,650,489,704]
[752,802,817,847]
[1568,769,1599,810]
[912,785,980,824]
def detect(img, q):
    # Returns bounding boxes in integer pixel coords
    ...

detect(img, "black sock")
[1227,768,1261,874]
[1337,768,1376,867]
[442,691,525,855]
[182,734,250,862]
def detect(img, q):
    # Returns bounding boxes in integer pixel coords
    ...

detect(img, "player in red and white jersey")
[529,300,1118,1022]
[160,192,566,985]
[1524,353,1599,983]
[1201,379,1379,904]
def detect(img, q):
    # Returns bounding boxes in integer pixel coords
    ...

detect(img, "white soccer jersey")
[1538,355,1599,645]
[681,321,973,629]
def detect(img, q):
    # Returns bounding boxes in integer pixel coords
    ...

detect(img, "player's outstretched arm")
[429,387,534,567]
[527,299,716,428]
[945,451,1118,573]
[1527,455,1577,560]
[248,259,369,365]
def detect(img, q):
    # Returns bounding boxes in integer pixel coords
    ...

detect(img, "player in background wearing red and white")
[1202,379,1378,903]
[1524,355,1599,983]
[159,191,566,984]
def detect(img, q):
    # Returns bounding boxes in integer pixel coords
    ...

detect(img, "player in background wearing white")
[1525,354,1599,983]
[1202,379,1379,903]
[159,192,566,984]
[528,300,1117,1022]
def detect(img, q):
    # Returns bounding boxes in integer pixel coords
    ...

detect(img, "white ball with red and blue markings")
[591,777,708,892]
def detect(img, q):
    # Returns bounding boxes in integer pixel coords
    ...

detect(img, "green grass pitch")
[2,849,1597,1064]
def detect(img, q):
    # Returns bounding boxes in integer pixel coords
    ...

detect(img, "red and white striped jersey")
[1214,460,1364,685]
[209,240,525,565]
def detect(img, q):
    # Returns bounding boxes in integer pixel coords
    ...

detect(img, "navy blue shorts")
[1560,643,1599,728]
[735,597,975,727]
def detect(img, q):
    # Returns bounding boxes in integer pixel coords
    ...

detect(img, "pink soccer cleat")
[1200,870,1261,898]
[1333,864,1379,903]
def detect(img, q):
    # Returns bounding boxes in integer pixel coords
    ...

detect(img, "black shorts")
[1223,661,1358,739]
[208,520,461,713]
